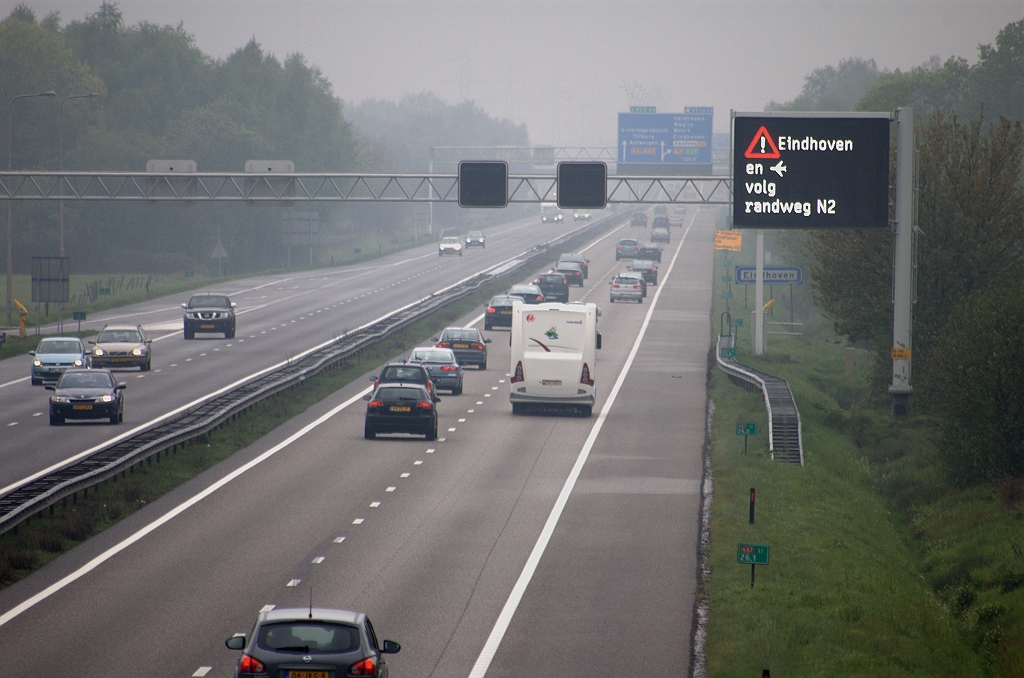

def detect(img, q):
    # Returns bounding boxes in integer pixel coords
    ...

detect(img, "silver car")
[609,275,644,303]
[438,236,463,256]
[409,347,464,394]
[29,337,87,385]
[89,325,152,371]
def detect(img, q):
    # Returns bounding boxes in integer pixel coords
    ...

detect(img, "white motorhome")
[509,301,600,416]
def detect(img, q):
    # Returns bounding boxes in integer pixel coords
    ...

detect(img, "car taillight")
[349,656,377,675]
[416,401,433,409]
[633,285,641,289]
[239,654,266,674]
[580,363,594,386]
[511,361,525,383]
[471,343,484,350]
[441,365,457,371]
[487,306,496,313]
[611,284,620,289]
[534,296,543,302]
[437,341,450,348]
[369,400,384,408]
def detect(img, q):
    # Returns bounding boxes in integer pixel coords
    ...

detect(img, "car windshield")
[410,350,454,363]
[257,621,361,654]
[468,232,482,237]
[188,295,230,308]
[97,330,142,343]
[441,237,460,244]
[509,286,539,294]
[442,329,480,342]
[58,372,113,389]
[37,340,82,354]
[380,366,426,382]
[376,387,428,401]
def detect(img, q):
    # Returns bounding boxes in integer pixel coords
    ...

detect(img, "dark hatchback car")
[535,273,570,303]
[484,295,517,330]
[434,327,491,369]
[637,242,663,262]
[182,294,236,339]
[409,347,463,395]
[616,238,640,260]
[506,283,545,305]
[371,362,436,400]
[363,384,439,440]
[557,252,589,279]
[46,368,125,425]
[652,214,670,229]
[225,607,400,678]
[629,260,659,285]
[630,212,648,228]
[552,262,584,287]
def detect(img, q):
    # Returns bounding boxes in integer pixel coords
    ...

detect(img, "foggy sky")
[7,1,1022,147]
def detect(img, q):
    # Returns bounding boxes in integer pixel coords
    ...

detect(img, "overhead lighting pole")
[7,91,56,327]
[59,92,101,257]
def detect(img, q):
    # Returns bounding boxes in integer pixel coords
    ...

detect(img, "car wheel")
[364,423,376,440]
[425,421,437,441]
[49,413,63,426]
[453,381,462,395]
[184,329,194,340]
[479,360,487,371]
[458,251,462,257]
[31,376,41,386]
[118,408,124,424]
[484,323,492,331]
[637,297,643,304]
[226,328,235,339]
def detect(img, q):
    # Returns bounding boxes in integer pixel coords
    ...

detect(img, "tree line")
[771,19,1024,486]
[0,3,528,274]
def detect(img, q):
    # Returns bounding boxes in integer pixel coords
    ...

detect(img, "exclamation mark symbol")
[760,137,766,154]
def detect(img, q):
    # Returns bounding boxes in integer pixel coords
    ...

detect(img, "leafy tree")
[856,55,971,115]
[767,58,880,112]
[964,18,1024,123]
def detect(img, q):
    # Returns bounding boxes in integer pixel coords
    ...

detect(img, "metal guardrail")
[714,335,804,465]
[0,215,625,535]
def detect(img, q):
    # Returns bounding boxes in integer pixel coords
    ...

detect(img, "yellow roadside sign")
[714,230,742,251]
[891,348,911,360]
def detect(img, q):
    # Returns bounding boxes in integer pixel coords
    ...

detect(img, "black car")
[652,214,670,229]
[534,273,570,303]
[225,607,400,678]
[557,253,589,279]
[363,384,439,439]
[371,362,436,400]
[630,212,648,228]
[506,283,545,304]
[637,243,663,262]
[629,260,659,285]
[46,368,125,425]
[182,294,236,339]
[552,262,584,287]
[485,295,517,330]
[434,327,491,369]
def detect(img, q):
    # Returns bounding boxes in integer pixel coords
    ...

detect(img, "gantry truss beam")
[428,146,730,164]
[0,172,731,204]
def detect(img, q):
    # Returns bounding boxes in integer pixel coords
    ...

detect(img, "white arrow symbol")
[770,160,787,177]
[621,140,627,162]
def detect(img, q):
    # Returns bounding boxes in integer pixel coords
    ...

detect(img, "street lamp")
[6,91,56,327]
[59,92,101,257]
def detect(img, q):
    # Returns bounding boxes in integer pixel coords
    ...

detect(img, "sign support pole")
[753,230,764,355]
[889,108,914,415]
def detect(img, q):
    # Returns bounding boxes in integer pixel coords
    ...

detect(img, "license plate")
[73,404,93,410]
[391,406,411,412]
[501,310,511,315]
[288,672,329,678]
[454,343,469,349]
[201,324,215,329]
[541,379,562,386]
[111,357,128,362]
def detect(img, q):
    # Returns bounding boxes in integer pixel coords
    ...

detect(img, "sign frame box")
[146,159,196,204]
[245,160,295,206]
[735,266,803,285]
[618,110,713,175]
[736,422,757,436]
[732,111,890,229]
[737,543,770,565]
[31,256,70,304]
[556,162,607,209]
[458,161,508,208]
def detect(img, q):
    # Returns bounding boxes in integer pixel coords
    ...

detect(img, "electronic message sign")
[618,109,713,169]
[732,113,890,229]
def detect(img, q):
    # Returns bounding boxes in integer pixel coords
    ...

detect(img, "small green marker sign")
[736,422,757,436]
[733,318,744,327]
[72,311,87,320]
[721,290,733,299]
[630,106,657,113]
[737,543,770,565]
[721,347,737,359]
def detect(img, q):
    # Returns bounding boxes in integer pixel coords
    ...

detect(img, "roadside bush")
[927,283,1024,486]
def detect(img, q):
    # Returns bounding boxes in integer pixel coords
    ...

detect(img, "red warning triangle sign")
[744,126,781,159]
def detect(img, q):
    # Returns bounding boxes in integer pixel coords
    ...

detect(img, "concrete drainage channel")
[0,215,627,536]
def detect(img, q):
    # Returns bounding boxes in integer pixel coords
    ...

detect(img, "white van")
[509,301,600,416]
[541,203,563,223]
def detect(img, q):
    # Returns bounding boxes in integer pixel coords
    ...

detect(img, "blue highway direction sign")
[735,266,803,285]
[618,111,713,166]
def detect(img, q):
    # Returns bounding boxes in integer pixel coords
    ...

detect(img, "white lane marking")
[447,428,457,432]
[333,537,345,544]
[467,410,475,414]
[484,394,491,398]
[426,448,435,453]
[312,557,325,564]
[7,422,17,427]
[352,518,364,525]
[466,312,486,328]
[413,460,423,465]
[400,473,410,478]
[386,487,396,492]
[370,502,380,508]
[498,379,505,384]
[32,412,42,417]
[490,387,498,391]
[467,211,697,678]
[476,401,483,405]
[170,364,178,367]
[437,437,446,442]
[0,385,372,628]
[260,604,276,613]
[192,667,212,677]
[578,221,627,254]
[0,376,30,389]
[458,418,466,422]
[287,579,301,587]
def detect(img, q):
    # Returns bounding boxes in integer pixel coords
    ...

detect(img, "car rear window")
[38,340,82,353]
[97,330,142,343]
[613,277,639,285]
[618,240,638,246]
[188,295,230,308]
[410,350,453,362]
[539,275,565,284]
[381,366,426,382]
[257,621,361,654]
[376,387,428,400]
[58,372,113,389]
[442,329,481,342]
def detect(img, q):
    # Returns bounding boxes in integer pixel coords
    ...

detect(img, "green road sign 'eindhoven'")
[736,422,757,435]
[737,543,769,564]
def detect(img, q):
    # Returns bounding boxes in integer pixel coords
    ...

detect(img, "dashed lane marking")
[312,557,325,564]
[352,518,364,525]
[370,502,381,508]
[286,579,300,587]
[192,667,212,677]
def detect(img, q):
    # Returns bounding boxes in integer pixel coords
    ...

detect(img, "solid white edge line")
[466,210,699,678]
[0,376,29,389]
[0,384,373,629]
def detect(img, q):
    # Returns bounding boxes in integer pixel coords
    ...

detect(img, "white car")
[438,236,463,256]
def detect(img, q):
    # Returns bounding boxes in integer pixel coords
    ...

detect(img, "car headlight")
[132,347,145,356]
[100,394,115,403]
[93,348,105,356]
[73,359,83,367]
[33,359,42,367]
[51,396,70,403]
